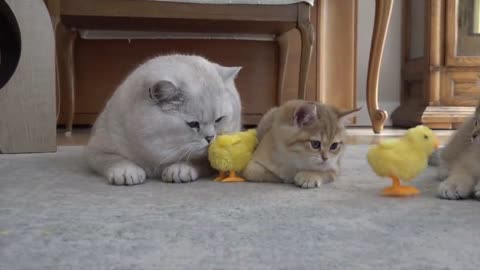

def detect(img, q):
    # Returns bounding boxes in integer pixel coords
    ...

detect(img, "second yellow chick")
[367,125,439,196]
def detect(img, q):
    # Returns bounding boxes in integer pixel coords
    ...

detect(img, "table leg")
[297,3,314,100]
[367,0,394,133]
[56,24,77,135]
[276,31,290,105]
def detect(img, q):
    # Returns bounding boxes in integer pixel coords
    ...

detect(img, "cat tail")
[256,107,277,141]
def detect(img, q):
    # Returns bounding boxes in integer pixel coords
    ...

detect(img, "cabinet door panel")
[441,71,480,105]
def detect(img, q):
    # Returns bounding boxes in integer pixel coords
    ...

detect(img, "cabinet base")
[391,103,475,129]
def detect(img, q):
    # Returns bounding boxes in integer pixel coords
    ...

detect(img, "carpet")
[1,146,479,270]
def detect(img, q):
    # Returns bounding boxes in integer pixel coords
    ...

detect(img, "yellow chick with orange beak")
[208,129,258,182]
[367,125,439,197]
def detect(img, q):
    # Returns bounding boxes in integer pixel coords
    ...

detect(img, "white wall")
[355,0,403,126]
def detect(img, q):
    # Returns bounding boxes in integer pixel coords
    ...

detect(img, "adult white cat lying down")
[85,55,242,185]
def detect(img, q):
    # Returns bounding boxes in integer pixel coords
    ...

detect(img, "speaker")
[0,0,56,153]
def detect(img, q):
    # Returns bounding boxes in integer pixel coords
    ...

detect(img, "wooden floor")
[57,127,455,146]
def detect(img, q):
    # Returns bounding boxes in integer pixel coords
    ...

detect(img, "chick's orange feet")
[382,175,420,197]
[220,171,245,183]
[214,171,227,182]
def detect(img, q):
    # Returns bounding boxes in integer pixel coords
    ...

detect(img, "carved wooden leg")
[297,3,314,100]
[56,24,77,135]
[276,31,290,105]
[367,0,394,133]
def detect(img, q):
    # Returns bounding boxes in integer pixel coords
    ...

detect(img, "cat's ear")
[293,103,317,127]
[217,66,242,81]
[337,107,362,125]
[148,80,181,104]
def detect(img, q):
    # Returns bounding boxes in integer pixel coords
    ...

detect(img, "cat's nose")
[205,136,215,143]
[321,155,329,161]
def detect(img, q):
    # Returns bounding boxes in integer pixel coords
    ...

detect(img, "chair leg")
[276,31,290,105]
[297,3,314,100]
[56,24,77,135]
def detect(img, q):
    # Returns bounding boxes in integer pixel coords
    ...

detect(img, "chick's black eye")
[310,140,321,149]
[215,116,225,123]
[186,121,200,129]
[424,135,429,140]
[330,142,340,151]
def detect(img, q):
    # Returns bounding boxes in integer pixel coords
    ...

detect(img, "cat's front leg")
[86,148,146,186]
[161,163,200,183]
[294,171,336,189]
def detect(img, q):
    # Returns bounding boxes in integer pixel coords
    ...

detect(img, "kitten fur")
[437,101,480,199]
[85,54,242,185]
[243,100,360,188]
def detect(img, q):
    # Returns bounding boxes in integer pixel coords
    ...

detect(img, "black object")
[0,0,21,90]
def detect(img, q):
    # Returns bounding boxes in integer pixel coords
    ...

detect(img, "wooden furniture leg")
[276,31,290,105]
[297,3,314,99]
[367,0,394,133]
[56,24,77,135]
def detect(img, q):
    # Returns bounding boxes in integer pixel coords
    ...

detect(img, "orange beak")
[434,139,440,149]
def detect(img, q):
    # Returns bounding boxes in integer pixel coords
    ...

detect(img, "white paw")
[106,162,146,186]
[474,183,480,200]
[294,172,323,189]
[161,163,199,183]
[438,179,473,200]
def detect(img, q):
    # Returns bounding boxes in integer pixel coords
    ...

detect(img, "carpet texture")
[1,146,479,270]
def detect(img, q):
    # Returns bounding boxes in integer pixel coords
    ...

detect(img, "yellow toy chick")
[367,125,439,197]
[208,129,258,182]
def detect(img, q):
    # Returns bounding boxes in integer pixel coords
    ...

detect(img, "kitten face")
[272,100,359,173]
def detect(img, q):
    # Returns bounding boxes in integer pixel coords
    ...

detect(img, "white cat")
[85,55,242,185]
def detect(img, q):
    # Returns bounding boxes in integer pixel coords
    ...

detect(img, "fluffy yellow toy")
[208,129,258,182]
[367,125,439,197]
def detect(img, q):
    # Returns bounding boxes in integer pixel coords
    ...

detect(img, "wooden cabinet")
[393,0,479,129]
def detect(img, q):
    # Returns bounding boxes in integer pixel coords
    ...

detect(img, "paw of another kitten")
[161,163,199,183]
[474,183,480,200]
[438,177,474,200]
[106,161,146,186]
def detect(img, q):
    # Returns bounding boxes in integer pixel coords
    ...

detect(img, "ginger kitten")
[243,100,360,188]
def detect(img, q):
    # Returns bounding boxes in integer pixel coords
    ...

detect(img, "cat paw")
[474,183,480,200]
[438,179,473,200]
[161,163,199,183]
[294,172,323,189]
[106,162,146,186]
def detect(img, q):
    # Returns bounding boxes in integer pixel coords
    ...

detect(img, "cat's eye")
[310,140,322,150]
[475,119,478,127]
[186,121,200,129]
[215,116,225,123]
[330,142,340,151]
